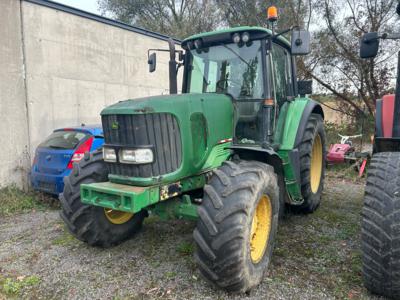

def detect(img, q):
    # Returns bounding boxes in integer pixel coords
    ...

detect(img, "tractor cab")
[149,22,311,148]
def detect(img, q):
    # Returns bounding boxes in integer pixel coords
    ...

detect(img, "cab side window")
[271,44,294,106]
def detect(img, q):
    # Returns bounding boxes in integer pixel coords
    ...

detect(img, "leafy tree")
[98,0,221,39]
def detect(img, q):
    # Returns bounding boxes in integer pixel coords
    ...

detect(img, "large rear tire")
[59,150,147,247]
[292,113,326,213]
[362,152,400,299]
[193,160,279,293]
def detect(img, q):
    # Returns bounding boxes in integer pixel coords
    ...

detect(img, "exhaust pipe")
[168,38,178,94]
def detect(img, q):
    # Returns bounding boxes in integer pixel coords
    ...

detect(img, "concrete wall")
[0,0,31,189]
[22,1,173,154]
[0,0,177,189]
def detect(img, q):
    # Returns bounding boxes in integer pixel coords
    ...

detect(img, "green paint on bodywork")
[183,26,290,48]
[202,142,232,170]
[151,195,198,220]
[102,93,233,187]
[277,150,303,202]
[81,173,207,215]
[81,182,159,213]
[274,97,318,203]
[276,98,309,150]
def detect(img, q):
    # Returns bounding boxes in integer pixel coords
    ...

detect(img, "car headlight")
[103,147,117,162]
[120,148,154,164]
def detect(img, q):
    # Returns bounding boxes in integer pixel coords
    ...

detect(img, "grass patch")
[1,275,40,296]
[326,163,366,183]
[176,241,194,256]
[271,182,366,298]
[164,271,177,279]
[0,186,57,216]
[52,229,78,246]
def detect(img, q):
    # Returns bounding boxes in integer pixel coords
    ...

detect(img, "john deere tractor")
[359,5,400,298]
[60,9,326,293]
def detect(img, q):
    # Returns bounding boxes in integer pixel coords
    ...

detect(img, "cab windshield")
[187,41,264,99]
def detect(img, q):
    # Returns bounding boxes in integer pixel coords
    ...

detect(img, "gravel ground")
[0,179,385,300]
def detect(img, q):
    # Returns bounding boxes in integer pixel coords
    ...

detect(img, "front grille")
[102,113,182,177]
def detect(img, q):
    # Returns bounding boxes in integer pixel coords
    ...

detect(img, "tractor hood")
[100,93,235,186]
[101,93,233,116]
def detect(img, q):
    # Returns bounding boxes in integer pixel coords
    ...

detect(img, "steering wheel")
[216,78,242,90]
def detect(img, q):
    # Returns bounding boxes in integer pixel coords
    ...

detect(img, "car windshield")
[187,40,264,99]
[39,131,89,150]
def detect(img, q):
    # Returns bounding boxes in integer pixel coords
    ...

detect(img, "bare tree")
[215,0,309,31]
[304,0,399,116]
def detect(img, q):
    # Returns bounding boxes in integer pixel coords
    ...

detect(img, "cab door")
[269,43,296,144]
[270,43,295,107]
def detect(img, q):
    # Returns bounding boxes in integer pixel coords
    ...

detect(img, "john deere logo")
[111,121,119,130]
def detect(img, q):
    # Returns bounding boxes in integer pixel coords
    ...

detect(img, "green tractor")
[60,10,326,293]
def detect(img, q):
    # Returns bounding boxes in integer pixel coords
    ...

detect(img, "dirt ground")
[0,178,385,300]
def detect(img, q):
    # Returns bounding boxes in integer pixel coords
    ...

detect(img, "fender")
[375,99,383,137]
[229,145,289,206]
[229,145,283,176]
[277,99,324,151]
[229,145,302,205]
[293,100,324,148]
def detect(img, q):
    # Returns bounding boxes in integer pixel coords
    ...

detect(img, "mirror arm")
[273,26,300,39]
[381,32,400,40]
[147,49,184,61]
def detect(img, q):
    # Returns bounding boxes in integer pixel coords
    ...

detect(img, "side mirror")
[291,29,311,55]
[148,52,157,73]
[360,32,380,59]
[298,80,312,96]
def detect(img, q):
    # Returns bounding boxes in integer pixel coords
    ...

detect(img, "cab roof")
[182,26,291,48]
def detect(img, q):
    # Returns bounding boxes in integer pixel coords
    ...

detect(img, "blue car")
[30,125,104,195]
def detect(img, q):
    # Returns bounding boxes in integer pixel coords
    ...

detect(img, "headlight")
[232,33,241,44]
[120,148,154,164]
[103,147,117,162]
[242,32,250,43]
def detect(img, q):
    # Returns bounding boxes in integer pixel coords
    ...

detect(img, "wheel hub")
[310,134,323,193]
[250,195,272,263]
[104,209,134,225]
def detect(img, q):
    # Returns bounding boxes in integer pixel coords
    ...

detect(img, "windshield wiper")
[221,44,252,68]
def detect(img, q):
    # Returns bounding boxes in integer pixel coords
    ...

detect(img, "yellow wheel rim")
[310,134,323,194]
[104,209,134,225]
[250,195,272,263]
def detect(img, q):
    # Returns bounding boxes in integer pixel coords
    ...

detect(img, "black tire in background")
[59,150,147,247]
[362,152,400,299]
[292,113,326,213]
[193,160,280,293]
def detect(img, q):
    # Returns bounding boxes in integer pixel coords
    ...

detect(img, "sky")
[53,0,101,15]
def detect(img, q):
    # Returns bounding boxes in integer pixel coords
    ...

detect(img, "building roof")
[24,0,181,44]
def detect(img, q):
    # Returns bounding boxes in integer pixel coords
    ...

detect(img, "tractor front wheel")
[193,160,279,293]
[59,149,147,247]
[361,152,400,299]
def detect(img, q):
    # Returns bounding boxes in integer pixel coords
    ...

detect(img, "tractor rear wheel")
[293,113,326,213]
[361,152,400,299]
[59,149,147,247]
[193,160,279,293]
